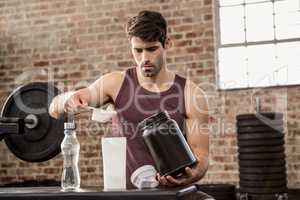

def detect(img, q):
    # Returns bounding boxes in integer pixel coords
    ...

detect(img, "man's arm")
[49,71,124,119]
[157,79,209,186]
[185,79,209,179]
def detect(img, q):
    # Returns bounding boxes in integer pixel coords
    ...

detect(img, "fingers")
[185,166,202,183]
[185,167,193,177]
[157,167,199,188]
[157,173,184,187]
[80,98,88,107]
[166,175,185,186]
[64,93,88,113]
[157,173,171,186]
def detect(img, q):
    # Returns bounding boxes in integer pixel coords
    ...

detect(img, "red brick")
[173,40,192,47]
[44,168,59,174]
[88,26,105,34]
[70,58,85,64]
[118,61,133,67]
[182,17,193,23]
[34,61,49,67]
[1,78,14,82]
[34,19,49,25]
[186,47,204,54]
[84,152,98,158]
[87,167,96,173]
[1,163,16,168]
[16,49,32,54]
[204,14,212,21]
[0,177,14,183]
[0,169,7,175]
[8,70,21,76]
[78,20,95,27]
[169,34,183,40]
[51,59,67,65]
[167,19,181,26]
[106,54,123,61]
[204,0,212,5]
[185,32,197,38]
[205,30,213,37]
[0,64,13,70]
[173,25,193,32]
[174,55,193,62]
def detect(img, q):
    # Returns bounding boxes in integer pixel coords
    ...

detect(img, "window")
[216,0,300,89]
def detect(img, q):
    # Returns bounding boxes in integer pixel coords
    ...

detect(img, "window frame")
[214,0,300,90]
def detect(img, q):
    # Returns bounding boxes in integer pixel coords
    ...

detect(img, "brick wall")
[0,0,299,188]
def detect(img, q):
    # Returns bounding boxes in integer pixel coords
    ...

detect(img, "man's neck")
[136,66,175,93]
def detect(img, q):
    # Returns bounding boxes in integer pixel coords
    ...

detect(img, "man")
[49,10,209,191]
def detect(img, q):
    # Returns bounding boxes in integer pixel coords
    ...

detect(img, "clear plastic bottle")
[61,121,80,191]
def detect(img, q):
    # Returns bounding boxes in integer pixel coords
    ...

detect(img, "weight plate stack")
[236,112,287,199]
[196,184,236,200]
[238,193,288,200]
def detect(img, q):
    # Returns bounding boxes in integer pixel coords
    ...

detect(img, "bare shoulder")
[103,70,125,82]
[89,70,125,86]
[184,79,208,119]
[88,70,126,103]
[106,70,126,90]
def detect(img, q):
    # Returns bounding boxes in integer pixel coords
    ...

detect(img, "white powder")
[91,104,117,123]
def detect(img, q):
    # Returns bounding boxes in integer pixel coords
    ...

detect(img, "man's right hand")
[63,90,89,113]
[49,88,91,119]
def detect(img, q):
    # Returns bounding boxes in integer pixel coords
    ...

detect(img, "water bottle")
[61,121,80,191]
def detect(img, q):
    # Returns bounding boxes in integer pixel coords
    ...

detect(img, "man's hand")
[49,88,91,119]
[156,159,203,187]
[63,90,90,113]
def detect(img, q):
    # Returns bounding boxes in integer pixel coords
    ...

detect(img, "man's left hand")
[156,163,202,187]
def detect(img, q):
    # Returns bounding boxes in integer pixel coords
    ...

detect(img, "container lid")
[130,165,159,189]
[138,111,169,130]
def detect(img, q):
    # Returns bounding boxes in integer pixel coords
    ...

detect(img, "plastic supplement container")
[139,111,197,177]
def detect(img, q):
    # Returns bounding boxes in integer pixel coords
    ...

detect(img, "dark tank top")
[111,67,187,188]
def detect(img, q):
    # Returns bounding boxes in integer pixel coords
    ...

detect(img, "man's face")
[131,37,166,77]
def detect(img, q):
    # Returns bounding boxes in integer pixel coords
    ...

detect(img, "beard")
[140,61,162,77]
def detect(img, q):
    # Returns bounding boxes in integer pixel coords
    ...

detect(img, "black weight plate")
[238,139,284,147]
[1,82,65,162]
[236,112,283,121]
[239,159,285,167]
[239,166,286,174]
[238,146,284,153]
[195,184,236,196]
[238,132,284,140]
[239,152,285,160]
[237,119,283,127]
[239,186,287,194]
[240,173,286,181]
[288,189,300,200]
[240,180,287,188]
[237,126,284,133]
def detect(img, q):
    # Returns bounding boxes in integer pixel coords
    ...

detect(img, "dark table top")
[0,185,198,200]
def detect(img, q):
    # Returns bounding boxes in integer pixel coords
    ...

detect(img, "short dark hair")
[126,10,167,47]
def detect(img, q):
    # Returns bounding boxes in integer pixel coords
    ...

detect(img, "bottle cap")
[64,121,76,130]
